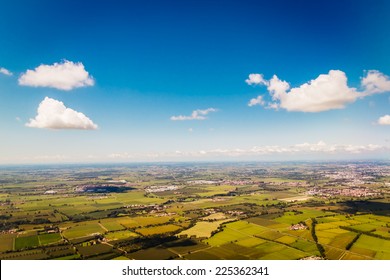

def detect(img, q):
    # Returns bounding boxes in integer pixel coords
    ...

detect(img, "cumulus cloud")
[0,67,12,76]
[246,70,390,112]
[19,60,94,90]
[245,73,268,86]
[26,97,98,130]
[361,70,390,94]
[170,108,217,121]
[248,95,265,107]
[377,115,390,125]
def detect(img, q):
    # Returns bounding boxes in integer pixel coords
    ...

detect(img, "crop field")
[275,235,298,244]
[235,237,266,247]
[132,216,173,227]
[135,224,182,236]
[255,229,284,240]
[104,231,138,241]
[246,217,282,227]
[164,239,209,255]
[15,235,39,250]
[38,233,62,245]
[316,228,351,245]
[180,220,232,238]
[62,223,106,240]
[340,251,371,260]
[289,239,318,254]
[258,246,309,260]
[328,232,357,249]
[99,220,125,231]
[201,212,227,221]
[274,209,334,225]
[350,235,390,259]
[206,226,251,246]
[196,185,237,197]
[0,234,15,252]
[349,223,378,232]
[76,244,114,258]
[127,247,178,260]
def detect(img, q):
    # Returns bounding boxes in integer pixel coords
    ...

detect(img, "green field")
[15,235,39,250]
[132,216,173,227]
[99,219,125,231]
[351,235,390,259]
[62,223,106,240]
[180,220,233,238]
[105,231,138,241]
[135,224,182,236]
[38,233,62,245]
[76,244,114,258]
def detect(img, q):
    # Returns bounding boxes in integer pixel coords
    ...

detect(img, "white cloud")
[268,75,291,101]
[34,155,69,161]
[26,97,98,130]
[245,73,268,86]
[361,70,390,94]
[377,115,390,125]
[108,153,134,159]
[246,70,390,112]
[105,141,386,161]
[170,108,217,121]
[19,60,94,90]
[0,67,12,76]
[248,95,265,107]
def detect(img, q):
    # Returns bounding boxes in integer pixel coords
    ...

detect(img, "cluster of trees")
[310,218,326,258]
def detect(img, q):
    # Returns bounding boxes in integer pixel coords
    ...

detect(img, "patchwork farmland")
[0,162,389,260]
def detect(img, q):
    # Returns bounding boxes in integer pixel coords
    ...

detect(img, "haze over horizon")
[1,0,390,164]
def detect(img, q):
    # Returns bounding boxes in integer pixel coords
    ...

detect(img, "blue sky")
[0,0,390,163]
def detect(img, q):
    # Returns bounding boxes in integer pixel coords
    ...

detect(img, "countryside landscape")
[0,161,389,260]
